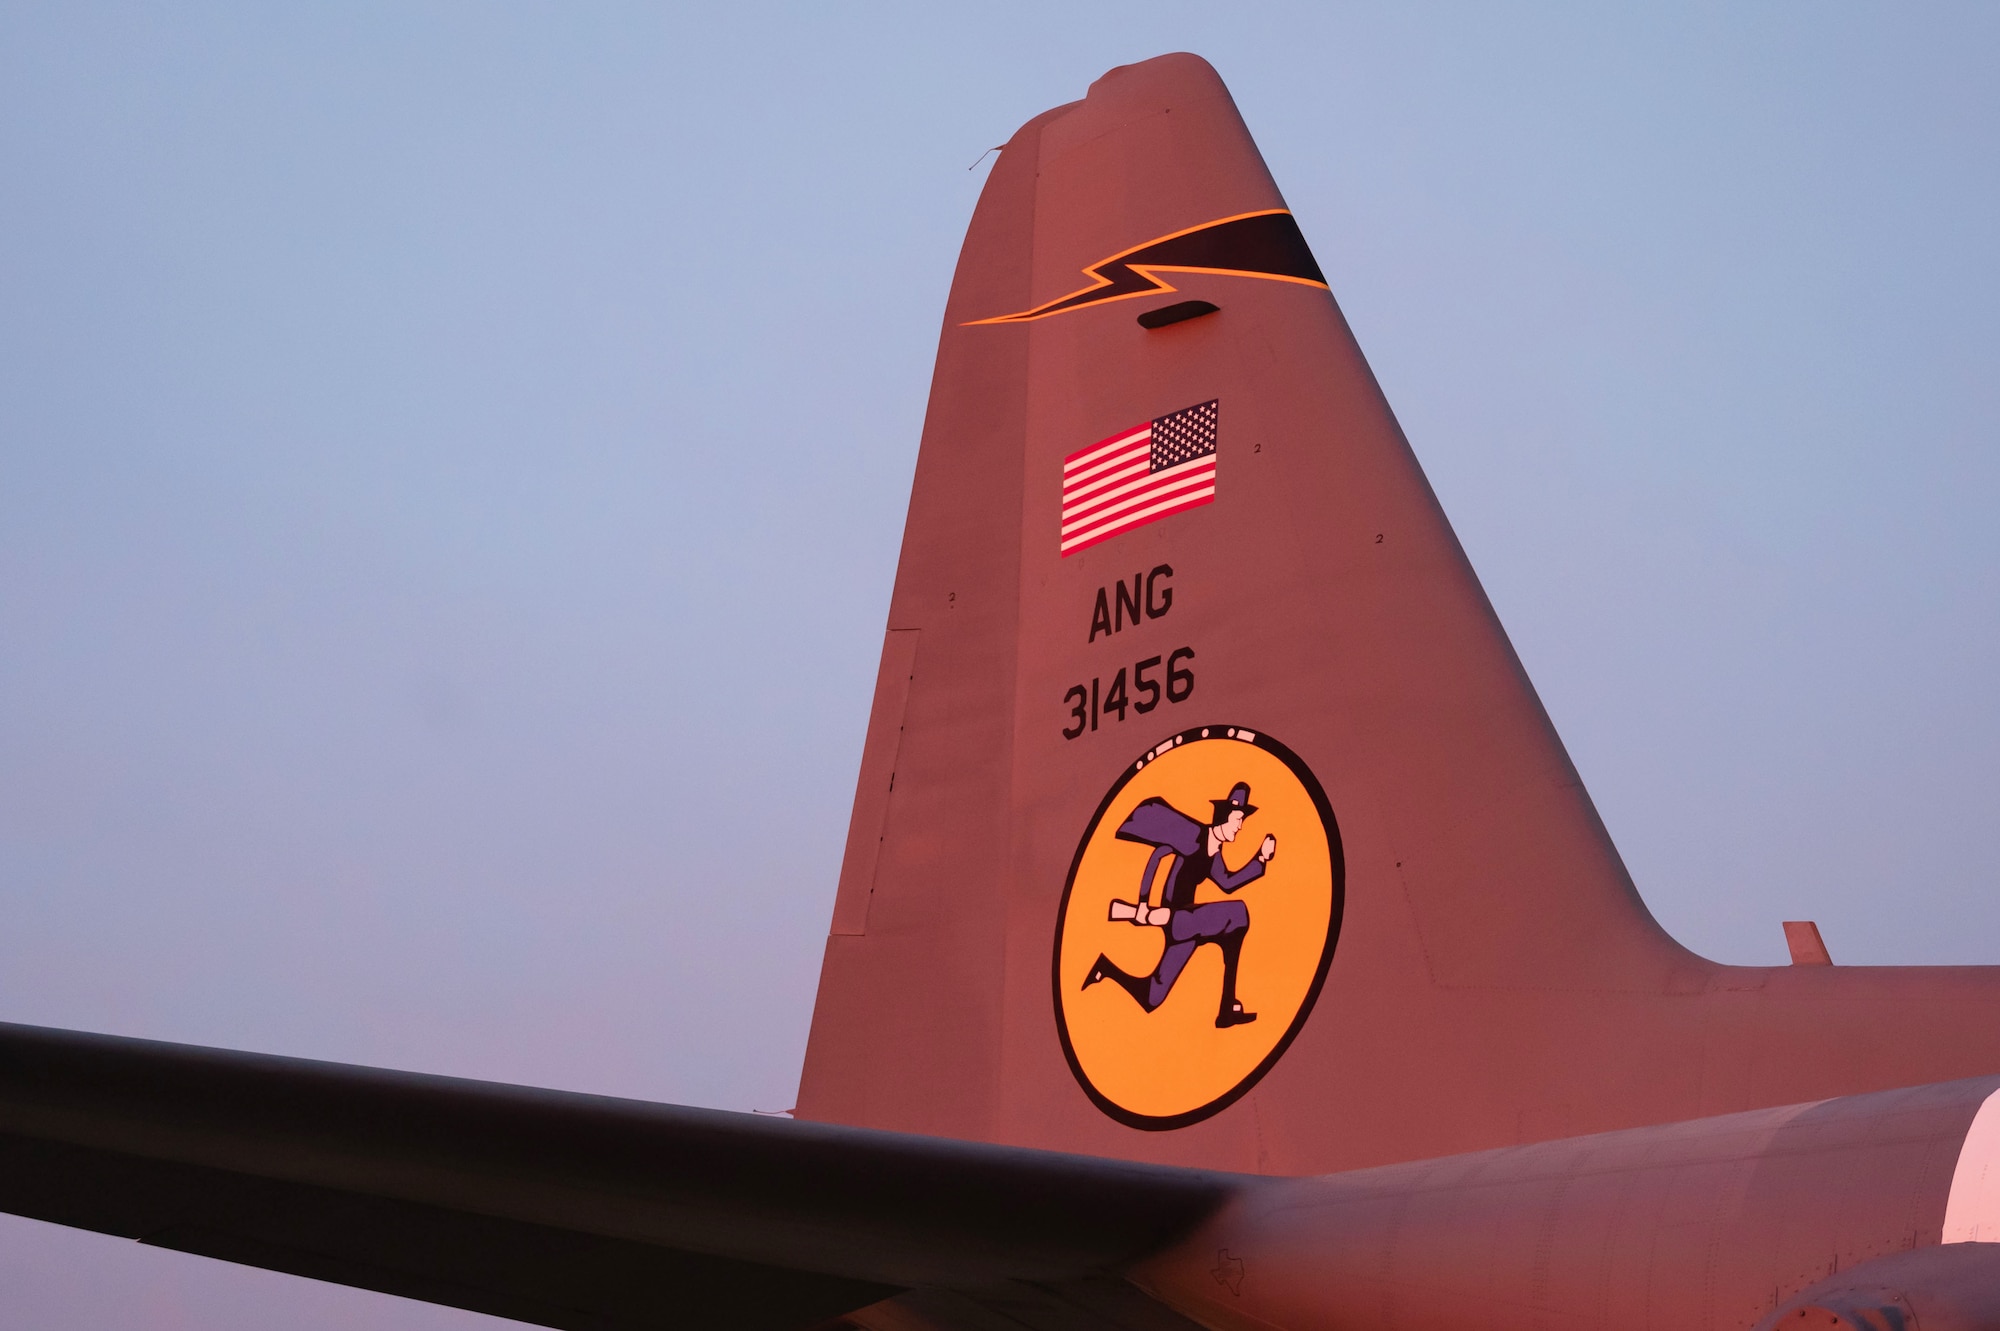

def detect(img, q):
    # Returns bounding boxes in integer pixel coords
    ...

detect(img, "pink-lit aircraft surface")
[6,53,2000,1331]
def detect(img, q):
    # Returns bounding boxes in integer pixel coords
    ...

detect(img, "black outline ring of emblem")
[1051,724,1345,1131]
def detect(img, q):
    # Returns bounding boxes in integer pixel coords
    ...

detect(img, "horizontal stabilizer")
[0,1022,1239,1330]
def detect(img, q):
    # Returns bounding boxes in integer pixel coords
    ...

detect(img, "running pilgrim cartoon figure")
[1085,782,1275,1029]
[1052,726,1342,1130]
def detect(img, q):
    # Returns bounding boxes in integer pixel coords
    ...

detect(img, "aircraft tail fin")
[793,53,1685,1171]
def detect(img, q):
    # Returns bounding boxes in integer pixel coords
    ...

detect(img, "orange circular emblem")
[1053,726,1343,1129]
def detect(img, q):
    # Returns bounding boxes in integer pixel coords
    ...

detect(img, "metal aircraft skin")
[5,50,2000,1331]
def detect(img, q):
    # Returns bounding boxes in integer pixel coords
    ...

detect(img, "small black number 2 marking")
[1374,533,1384,544]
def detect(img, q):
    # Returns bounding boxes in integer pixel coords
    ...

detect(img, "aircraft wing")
[0,1021,1239,1331]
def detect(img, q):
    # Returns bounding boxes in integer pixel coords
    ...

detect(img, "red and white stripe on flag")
[1059,400,1218,556]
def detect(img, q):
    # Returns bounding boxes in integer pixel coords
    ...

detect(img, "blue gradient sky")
[3,4,1997,1326]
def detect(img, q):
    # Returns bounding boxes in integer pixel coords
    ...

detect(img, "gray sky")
[3,3,1997,1326]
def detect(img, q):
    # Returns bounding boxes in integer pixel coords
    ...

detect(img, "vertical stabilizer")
[796,54,2000,1172]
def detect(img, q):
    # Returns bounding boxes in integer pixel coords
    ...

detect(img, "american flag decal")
[1060,400,1219,556]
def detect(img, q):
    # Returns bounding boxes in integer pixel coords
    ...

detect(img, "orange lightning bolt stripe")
[965,209,1328,326]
